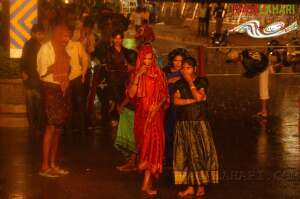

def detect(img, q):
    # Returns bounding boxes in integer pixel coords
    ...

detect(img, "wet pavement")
[1,73,300,199]
[1,39,300,199]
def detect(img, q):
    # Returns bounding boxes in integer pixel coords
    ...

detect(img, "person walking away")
[20,24,46,134]
[173,57,219,197]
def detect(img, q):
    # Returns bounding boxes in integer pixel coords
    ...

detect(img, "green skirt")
[114,108,136,158]
[174,120,219,185]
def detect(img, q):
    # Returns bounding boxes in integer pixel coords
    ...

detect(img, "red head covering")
[135,44,161,98]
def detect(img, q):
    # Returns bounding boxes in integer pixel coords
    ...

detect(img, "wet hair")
[183,56,197,68]
[31,24,45,34]
[112,31,124,39]
[167,48,189,67]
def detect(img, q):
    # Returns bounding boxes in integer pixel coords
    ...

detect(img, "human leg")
[116,153,137,171]
[50,128,61,168]
[41,125,55,171]
[25,87,36,131]
[141,170,157,195]
[50,127,69,175]
[178,186,195,197]
[72,77,87,132]
[258,67,270,117]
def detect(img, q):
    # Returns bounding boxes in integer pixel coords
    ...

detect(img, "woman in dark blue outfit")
[163,48,189,167]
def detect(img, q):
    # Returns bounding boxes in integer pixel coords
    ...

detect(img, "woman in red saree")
[127,45,169,195]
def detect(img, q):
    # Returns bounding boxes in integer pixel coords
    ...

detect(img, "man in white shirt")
[37,23,71,178]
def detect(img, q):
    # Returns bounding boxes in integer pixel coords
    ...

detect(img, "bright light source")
[65,0,69,4]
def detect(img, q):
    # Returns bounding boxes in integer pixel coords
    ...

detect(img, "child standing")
[173,57,219,197]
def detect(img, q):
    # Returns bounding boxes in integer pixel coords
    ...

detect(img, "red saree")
[129,45,169,174]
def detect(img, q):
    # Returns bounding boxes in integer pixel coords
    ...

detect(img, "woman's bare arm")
[173,90,197,106]
[127,66,146,98]
[127,75,140,98]
[187,80,206,102]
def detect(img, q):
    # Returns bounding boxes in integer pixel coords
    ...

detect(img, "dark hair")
[112,31,124,39]
[183,56,197,67]
[167,48,189,67]
[31,24,45,34]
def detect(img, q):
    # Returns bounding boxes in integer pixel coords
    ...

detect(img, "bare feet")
[178,186,194,197]
[111,120,119,127]
[141,186,158,196]
[196,186,205,197]
[138,162,147,171]
[116,159,136,172]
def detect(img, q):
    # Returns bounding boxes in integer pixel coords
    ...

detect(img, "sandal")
[51,166,70,175]
[39,168,60,178]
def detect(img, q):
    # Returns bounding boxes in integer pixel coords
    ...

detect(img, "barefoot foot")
[178,186,194,197]
[116,160,136,172]
[142,187,158,196]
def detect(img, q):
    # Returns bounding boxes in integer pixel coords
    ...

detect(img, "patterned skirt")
[114,108,136,158]
[42,82,71,128]
[174,120,219,185]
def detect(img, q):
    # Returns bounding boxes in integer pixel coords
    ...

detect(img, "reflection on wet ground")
[1,75,300,199]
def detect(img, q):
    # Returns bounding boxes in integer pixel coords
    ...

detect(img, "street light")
[64,0,73,4]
